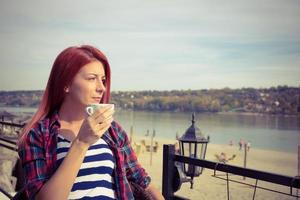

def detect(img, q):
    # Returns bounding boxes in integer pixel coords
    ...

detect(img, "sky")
[0,0,299,91]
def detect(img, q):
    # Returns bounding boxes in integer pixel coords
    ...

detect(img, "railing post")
[162,144,176,200]
[243,143,247,180]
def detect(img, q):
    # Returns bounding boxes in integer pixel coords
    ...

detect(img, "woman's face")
[66,60,106,106]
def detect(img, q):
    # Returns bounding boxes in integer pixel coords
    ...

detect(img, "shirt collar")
[49,110,61,132]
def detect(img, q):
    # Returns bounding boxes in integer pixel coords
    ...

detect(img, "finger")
[88,108,114,125]
[94,117,114,134]
[92,113,114,126]
[98,115,114,127]
[94,109,114,123]
[93,105,114,118]
[93,115,113,128]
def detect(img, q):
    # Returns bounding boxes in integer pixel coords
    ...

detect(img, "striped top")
[57,134,116,200]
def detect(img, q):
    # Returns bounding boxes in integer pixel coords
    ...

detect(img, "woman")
[18,45,164,200]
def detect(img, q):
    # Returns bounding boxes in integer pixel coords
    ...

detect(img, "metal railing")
[0,120,22,151]
[0,121,24,199]
[0,121,25,128]
[162,144,300,200]
[0,136,18,151]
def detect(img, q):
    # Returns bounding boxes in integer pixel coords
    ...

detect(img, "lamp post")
[178,113,209,189]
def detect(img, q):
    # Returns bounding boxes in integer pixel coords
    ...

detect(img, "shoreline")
[121,108,300,117]
[1,105,300,117]
[216,111,300,118]
[150,135,299,154]
[133,135,298,174]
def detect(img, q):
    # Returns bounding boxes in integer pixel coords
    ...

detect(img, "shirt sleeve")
[114,122,151,189]
[18,128,49,199]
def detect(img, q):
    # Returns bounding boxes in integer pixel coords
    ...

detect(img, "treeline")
[0,86,300,115]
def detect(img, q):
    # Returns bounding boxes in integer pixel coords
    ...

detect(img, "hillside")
[0,86,299,115]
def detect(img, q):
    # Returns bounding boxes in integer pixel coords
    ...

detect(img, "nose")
[96,79,106,93]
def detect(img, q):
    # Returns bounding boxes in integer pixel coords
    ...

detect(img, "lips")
[92,97,101,102]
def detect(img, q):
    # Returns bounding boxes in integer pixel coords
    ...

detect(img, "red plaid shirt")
[18,111,151,199]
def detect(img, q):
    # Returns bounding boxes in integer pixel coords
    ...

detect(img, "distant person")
[229,140,234,146]
[215,152,236,164]
[247,141,251,151]
[18,45,164,200]
[239,139,244,150]
[220,152,227,162]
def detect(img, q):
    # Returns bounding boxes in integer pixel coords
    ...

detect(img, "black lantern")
[178,113,209,189]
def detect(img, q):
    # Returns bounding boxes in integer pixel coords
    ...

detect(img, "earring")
[64,87,69,93]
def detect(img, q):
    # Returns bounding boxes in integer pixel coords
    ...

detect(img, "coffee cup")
[86,103,114,116]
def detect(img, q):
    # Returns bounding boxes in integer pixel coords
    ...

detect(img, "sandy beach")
[134,136,299,200]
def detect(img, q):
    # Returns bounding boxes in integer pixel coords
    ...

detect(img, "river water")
[1,106,299,153]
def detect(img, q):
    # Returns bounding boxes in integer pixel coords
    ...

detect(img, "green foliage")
[1,86,299,115]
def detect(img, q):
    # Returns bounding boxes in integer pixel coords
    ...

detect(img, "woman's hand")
[76,105,114,147]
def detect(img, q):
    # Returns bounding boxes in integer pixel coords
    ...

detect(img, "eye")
[87,76,96,81]
[102,79,106,85]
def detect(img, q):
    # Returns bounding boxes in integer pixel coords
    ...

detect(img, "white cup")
[86,103,114,116]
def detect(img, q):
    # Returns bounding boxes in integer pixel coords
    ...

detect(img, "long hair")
[20,45,111,141]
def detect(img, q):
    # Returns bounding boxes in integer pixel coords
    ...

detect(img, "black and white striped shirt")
[57,134,116,200]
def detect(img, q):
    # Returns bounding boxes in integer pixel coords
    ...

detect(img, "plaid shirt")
[18,111,151,200]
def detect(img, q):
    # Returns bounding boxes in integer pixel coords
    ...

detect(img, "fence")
[0,121,24,199]
[0,120,22,151]
[162,144,300,200]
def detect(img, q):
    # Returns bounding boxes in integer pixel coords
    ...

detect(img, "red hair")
[19,45,111,140]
